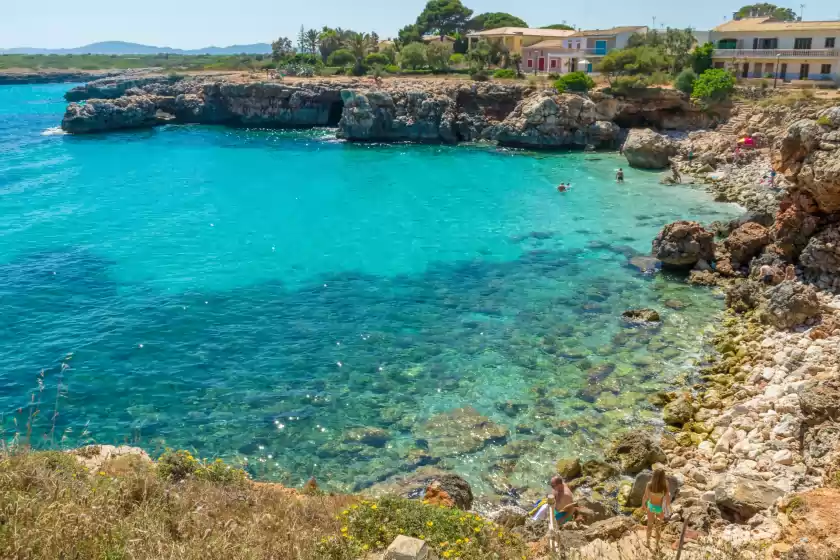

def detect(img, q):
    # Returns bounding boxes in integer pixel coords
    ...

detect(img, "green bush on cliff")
[492,68,517,79]
[674,68,697,94]
[157,448,247,485]
[554,71,595,93]
[692,68,736,102]
[327,49,356,67]
[317,496,524,560]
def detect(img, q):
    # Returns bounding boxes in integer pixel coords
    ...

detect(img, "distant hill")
[0,41,272,55]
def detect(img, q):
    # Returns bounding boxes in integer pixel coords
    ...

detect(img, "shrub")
[470,68,490,81]
[674,68,697,94]
[449,53,465,66]
[690,42,714,75]
[692,68,736,102]
[327,49,355,67]
[157,449,247,485]
[384,64,400,74]
[554,71,595,93]
[426,41,453,71]
[400,42,428,70]
[493,68,517,79]
[365,53,390,67]
[609,75,651,95]
[318,496,524,560]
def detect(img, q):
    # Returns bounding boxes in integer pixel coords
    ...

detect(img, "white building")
[709,17,839,82]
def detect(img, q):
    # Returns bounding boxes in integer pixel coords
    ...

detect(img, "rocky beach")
[6,73,840,558]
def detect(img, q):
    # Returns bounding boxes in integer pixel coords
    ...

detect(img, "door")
[799,63,809,79]
[780,63,788,81]
[594,40,607,55]
[741,63,749,78]
[538,57,545,71]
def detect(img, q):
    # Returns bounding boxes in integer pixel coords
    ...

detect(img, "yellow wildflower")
[443,552,452,558]
[455,539,463,545]
[474,527,480,533]
[362,544,369,551]
[341,527,348,533]
[371,504,378,510]
[342,510,349,515]
[98,471,106,476]
[419,535,425,540]
[427,521,434,527]
[464,538,470,544]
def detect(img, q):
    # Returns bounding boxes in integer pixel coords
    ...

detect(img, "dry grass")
[0,450,354,560]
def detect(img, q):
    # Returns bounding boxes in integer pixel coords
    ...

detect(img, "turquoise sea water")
[0,84,742,495]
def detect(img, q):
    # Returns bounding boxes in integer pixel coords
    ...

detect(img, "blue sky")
[3,0,839,48]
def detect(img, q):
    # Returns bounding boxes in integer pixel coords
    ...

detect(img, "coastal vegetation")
[0,447,523,560]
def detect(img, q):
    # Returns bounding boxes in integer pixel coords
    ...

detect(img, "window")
[821,64,832,75]
[718,38,737,49]
[551,59,557,68]
[714,61,725,69]
[527,59,533,68]
[826,38,836,48]
[794,38,812,50]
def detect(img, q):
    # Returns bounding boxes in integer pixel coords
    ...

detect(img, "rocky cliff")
[58,76,712,149]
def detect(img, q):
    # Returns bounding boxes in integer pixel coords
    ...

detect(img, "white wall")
[711,32,838,49]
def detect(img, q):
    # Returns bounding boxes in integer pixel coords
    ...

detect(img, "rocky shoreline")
[57,74,728,149]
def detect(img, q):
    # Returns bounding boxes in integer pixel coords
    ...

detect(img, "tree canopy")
[468,12,527,30]
[541,24,575,30]
[400,42,428,69]
[734,3,798,21]
[416,0,474,37]
[398,24,424,46]
[271,37,294,62]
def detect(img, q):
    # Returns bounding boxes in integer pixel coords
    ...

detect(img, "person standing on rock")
[530,475,578,525]
[642,469,672,549]
[670,160,682,184]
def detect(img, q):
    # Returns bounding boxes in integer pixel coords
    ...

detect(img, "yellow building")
[466,27,576,56]
[710,17,840,83]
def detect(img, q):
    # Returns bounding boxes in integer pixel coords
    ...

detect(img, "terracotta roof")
[466,27,575,38]
[564,26,648,38]
[713,17,840,32]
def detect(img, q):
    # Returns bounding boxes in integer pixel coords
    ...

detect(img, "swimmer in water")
[557,183,568,192]
[616,168,625,183]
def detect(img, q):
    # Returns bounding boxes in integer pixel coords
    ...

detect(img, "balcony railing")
[533,47,611,56]
[714,48,839,58]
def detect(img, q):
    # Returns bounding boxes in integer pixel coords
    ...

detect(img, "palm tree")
[510,53,523,77]
[346,32,372,75]
[304,29,320,56]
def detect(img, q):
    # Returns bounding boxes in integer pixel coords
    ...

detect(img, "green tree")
[399,42,428,69]
[597,46,670,84]
[541,23,575,30]
[271,37,293,62]
[426,41,453,70]
[365,52,390,67]
[304,29,320,56]
[318,28,342,63]
[510,52,523,76]
[381,44,398,64]
[467,12,527,30]
[691,42,714,75]
[692,68,736,102]
[449,53,465,65]
[416,0,474,38]
[735,3,797,20]
[467,39,492,66]
[297,25,307,53]
[327,48,355,67]
[663,28,696,73]
[398,24,423,46]
[674,68,697,94]
[347,32,373,75]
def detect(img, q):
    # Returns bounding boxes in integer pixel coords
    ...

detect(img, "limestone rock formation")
[770,195,821,258]
[490,92,619,149]
[338,89,457,143]
[652,221,715,268]
[62,96,166,134]
[422,474,473,510]
[605,432,667,475]
[385,536,437,560]
[583,517,635,542]
[623,128,676,169]
[722,222,772,268]
[663,395,694,426]
[65,74,180,102]
[715,474,784,521]
[556,457,582,479]
[799,224,840,288]
[760,282,821,329]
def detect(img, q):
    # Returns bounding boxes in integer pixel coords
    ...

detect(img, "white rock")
[774,394,799,414]
[764,385,785,399]
[698,440,715,458]
[773,449,794,465]
[761,367,776,381]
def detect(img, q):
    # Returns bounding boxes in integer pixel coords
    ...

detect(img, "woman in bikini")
[642,468,671,549]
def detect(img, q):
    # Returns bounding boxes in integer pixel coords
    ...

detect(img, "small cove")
[0,83,744,495]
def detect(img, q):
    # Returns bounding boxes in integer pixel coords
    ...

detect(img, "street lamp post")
[774,53,781,88]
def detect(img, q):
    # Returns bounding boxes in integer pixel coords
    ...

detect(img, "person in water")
[642,469,672,549]
[670,160,682,184]
[530,476,578,525]
[616,168,625,183]
[557,183,569,192]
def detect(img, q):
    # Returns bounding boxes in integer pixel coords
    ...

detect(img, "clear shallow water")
[0,84,742,495]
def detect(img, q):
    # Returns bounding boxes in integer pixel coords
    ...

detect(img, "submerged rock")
[414,407,508,458]
[652,221,715,268]
[663,395,694,426]
[605,432,667,475]
[621,308,661,324]
[556,457,582,479]
[623,128,676,169]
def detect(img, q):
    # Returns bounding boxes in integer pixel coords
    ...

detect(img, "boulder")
[725,280,764,313]
[605,432,667,475]
[583,517,636,542]
[556,457,582,479]
[623,128,676,169]
[760,282,821,329]
[489,506,528,528]
[722,222,771,267]
[61,96,163,134]
[663,395,694,427]
[385,536,438,560]
[621,308,661,324]
[799,379,840,426]
[580,460,618,483]
[423,474,473,510]
[343,427,390,447]
[775,117,840,213]
[626,470,680,508]
[628,255,661,275]
[652,221,715,268]
[799,224,840,282]
[714,474,784,521]
[576,497,617,524]
[771,195,821,259]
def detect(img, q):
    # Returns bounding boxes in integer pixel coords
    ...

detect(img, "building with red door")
[521,26,647,75]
